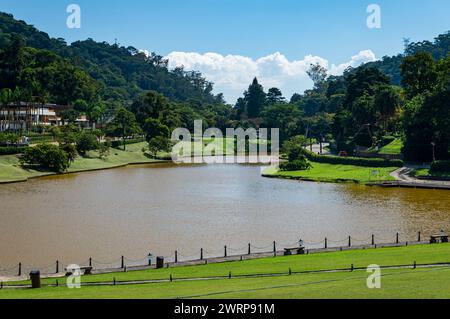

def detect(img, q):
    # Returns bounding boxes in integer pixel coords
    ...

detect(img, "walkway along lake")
[1,163,450,270]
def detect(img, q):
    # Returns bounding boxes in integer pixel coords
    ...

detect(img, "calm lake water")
[1,163,450,271]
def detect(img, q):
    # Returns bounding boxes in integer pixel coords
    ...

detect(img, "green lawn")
[0,142,165,183]
[264,162,397,184]
[379,139,403,155]
[2,244,450,299]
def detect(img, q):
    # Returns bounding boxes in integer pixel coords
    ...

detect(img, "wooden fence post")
[418,231,421,242]
[372,234,375,245]
[200,248,203,260]
[89,258,92,267]
[396,233,399,244]
[175,251,178,263]
[348,236,351,247]
[324,238,328,249]
[224,245,227,258]
[18,263,22,277]
[273,241,276,256]
[248,243,251,255]
[56,260,59,274]
[121,256,124,269]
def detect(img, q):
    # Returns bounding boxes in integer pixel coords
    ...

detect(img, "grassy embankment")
[378,138,403,155]
[264,163,397,184]
[1,244,450,299]
[0,142,166,184]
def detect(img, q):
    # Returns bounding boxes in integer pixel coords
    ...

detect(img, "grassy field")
[0,142,165,183]
[264,162,397,184]
[1,244,450,299]
[379,139,403,155]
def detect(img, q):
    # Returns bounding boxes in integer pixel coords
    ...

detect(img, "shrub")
[60,143,78,163]
[280,158,312,171]
[20,144,69,173]
[0,146,27,155]
[431,160,450,172]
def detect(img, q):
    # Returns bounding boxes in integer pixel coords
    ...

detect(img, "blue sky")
[1,0,449,102]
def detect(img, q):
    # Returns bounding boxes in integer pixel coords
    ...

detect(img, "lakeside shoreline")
[0,142,170,185]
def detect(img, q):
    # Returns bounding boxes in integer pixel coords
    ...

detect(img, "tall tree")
[106,107,140,150]
[244,78,266,118]
[266,87,285,105]
[401,52,438,99]
[307,63,328,89]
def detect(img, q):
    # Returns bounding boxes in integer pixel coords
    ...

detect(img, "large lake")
[1,163,450,271]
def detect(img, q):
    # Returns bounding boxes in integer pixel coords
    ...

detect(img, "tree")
[76,131,100,156]
[143,118,169,141]
[401,52,437,99]
[60,109,80,124]
[244,78,266,118]
[374,85,402,131]
[0,34,25,89]
[282,135,308,160]
[73,99,89,113]
[402,55,450,161]
[261,103,303,143]
[148,135,171,158]
[307,63,328,89]
[130,91,170,126]
[106,107,140,150]
[20,144,70,173]
[266,88,285,105]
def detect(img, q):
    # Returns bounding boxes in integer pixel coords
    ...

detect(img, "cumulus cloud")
[162,50,377,104]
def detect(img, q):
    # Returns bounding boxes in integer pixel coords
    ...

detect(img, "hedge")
[302,148,404,168]
[0,146,27,155]
[431,160,450,172]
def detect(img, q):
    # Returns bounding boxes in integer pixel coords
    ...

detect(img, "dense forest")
[232,31,450,162]
[0,11,449,162]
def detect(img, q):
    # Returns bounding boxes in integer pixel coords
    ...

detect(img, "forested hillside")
[0,12,223,104]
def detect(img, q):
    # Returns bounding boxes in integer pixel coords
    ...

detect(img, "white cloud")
[162,50,377,104]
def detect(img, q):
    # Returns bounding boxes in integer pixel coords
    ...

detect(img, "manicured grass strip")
[264,162,396,183]
[4,244,450,287]
[2,267,450,299]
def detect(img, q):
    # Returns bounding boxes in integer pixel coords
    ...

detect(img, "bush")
[20,144,70,173]
[300,148,403,168]
[431,160,450,172]
[0,146,27,155]
[76,132,100,156]
[280,158,312,171]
